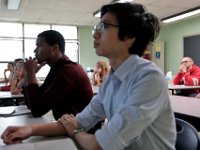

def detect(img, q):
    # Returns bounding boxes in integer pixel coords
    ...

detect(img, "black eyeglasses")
[93,21,119,33]
[181,60,191,64]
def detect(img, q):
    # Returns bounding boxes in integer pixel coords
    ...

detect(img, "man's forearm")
[31,121,67,137]
[74,132,102,150]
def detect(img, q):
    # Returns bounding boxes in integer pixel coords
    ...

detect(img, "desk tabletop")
[0,106,77,149]
[0,114,50,146]
[168,84,200,90]
[169,95,200,118]
[0,138,78,150]
[0,105,31,117]
[0,138,77,150]
[0,91,24,99]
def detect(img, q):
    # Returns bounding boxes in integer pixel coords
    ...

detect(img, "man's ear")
[51,44,59,53]
[124,36,135,48]
[53,44,59,49]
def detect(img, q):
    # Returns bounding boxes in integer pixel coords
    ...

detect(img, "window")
[52,25,77,39]
[65,41,79,62]
[0,39,23,61]
[24,24,50,38]
[52,25,79,62]
[0,23,78,78]
[0,22,22,37]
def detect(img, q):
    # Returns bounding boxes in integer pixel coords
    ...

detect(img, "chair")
[175,118,200,150]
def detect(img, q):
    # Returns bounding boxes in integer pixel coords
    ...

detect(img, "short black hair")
[8,62,14,66]
[13,58,24,66]
[100,2,160,56]
[38,30,65,54]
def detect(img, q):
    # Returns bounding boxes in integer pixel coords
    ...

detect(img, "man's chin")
[95,50,103,56]
[36,60,42,64]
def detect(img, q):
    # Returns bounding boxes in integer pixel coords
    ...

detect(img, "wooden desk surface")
[0,106,77,150]
[170,95,200,118]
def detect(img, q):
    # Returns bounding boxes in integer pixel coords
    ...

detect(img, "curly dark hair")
[100,2,160,56]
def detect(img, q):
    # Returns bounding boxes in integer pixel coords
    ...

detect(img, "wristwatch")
[72,128,85,138]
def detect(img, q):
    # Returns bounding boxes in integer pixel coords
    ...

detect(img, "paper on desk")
[0,107,15,116]
[13,105,31,116]
[0,105,31,117]
[0,138,77,150]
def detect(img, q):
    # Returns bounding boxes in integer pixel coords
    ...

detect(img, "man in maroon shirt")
[23,30,93,120]
[173,57,200,96]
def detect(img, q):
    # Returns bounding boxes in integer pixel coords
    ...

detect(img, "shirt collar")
[110,55,139,82]
[51,55,70,69]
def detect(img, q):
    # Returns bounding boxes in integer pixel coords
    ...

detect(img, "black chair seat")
[175,118,200,150]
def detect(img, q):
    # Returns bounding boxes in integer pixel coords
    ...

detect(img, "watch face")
[72,128,85,138]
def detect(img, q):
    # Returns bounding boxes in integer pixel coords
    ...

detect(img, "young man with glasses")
[173,57,200,96]
[1,3,176,150]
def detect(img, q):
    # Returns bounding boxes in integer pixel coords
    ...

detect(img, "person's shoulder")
[136,58,162,73]
[62,61,82,70]
[57,61,87,76]
[191,64,200,72]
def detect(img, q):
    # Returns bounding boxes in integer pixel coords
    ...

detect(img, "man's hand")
[24,57,46,74]
[58,114,79,137]
[1,126,33,144]
[179,64,187,73]
[24,57,46,85]
[36,61,46,73]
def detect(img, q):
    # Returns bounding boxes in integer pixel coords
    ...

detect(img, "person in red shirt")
[22,30,93,120]
[173,57,200,96]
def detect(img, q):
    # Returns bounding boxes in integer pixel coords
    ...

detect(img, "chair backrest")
[175,118,200,150]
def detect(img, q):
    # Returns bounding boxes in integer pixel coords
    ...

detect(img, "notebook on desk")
[0,106,15,116]
[0,105,31,117]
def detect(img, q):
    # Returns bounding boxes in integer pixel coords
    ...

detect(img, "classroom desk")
[0,106,78,150]
[0,91,24,106]
[0,91,24,99]
[170,95,200,118]
[169,95,200,131]
[168,84,200,95]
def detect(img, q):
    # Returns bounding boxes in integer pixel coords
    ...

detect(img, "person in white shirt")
[0,62,14,85]
[1,2,176,150]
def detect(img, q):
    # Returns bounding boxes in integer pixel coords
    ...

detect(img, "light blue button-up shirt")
[76,55,176,150]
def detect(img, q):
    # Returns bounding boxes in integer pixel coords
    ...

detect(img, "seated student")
[3,62,14,84]
[0,60,24,106]
[22,30,93,121]
[0,59,25,91]
[0,62,14,91]
[10,60,25,95]
[173,57,200,97]
[1,3,176,150]
[13,58,24,66]
[92,60,110,87]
